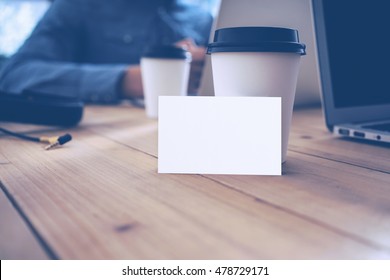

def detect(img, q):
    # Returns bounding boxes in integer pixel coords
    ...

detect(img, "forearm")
[0,60,128,103]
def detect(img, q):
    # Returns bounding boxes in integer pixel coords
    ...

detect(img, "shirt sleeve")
[0,0,127,103]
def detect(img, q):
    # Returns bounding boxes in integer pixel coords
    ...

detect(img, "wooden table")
[1,104,389,259]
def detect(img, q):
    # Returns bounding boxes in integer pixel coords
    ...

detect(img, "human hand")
[121,66,144,99]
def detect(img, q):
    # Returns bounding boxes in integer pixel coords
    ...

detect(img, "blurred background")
[0,0,221,70]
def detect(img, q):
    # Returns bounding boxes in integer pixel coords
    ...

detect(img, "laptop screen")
[322,1,390,108]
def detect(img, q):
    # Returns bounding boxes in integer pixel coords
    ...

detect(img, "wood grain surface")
[0,104,389,259]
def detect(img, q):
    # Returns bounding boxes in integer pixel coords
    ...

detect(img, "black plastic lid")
[142,45,192,60]
[207,27,306,55]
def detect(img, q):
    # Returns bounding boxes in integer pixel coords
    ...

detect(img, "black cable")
[0,127,40,142]
[0,127,72,150]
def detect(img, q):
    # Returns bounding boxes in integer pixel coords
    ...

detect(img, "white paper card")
[158,96,281,175]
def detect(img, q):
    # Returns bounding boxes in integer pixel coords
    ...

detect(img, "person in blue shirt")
[0,0,213,103]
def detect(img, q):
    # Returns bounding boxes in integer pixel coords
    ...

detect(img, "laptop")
[199,0,321,106]
[312,0,390,143]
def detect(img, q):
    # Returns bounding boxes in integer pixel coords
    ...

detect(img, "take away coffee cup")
[141,45,192,118]
[206,27,306,162]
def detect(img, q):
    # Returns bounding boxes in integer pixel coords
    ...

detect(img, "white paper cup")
[141,46,191,118]
[207,27,306,162]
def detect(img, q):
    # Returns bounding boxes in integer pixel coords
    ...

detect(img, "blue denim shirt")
[0,0,212,103]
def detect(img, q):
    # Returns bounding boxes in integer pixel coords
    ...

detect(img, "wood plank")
[81,105,390,173]
[1,129,387,259]
[83,105,157,156]
[0,145,49,259]
[0,183,49,260]
[81,106,390,251]
[2,105,389,173]
[206,151,390,249]
[289,108,390,173]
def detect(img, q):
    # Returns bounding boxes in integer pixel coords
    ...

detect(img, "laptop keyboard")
[362,122,390,132]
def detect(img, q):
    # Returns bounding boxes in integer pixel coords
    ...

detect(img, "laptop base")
[334,122,390,144]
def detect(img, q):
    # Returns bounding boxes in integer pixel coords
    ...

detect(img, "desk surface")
[1,105,389,259]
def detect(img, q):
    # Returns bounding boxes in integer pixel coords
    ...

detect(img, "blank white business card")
[158,96,281,175]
